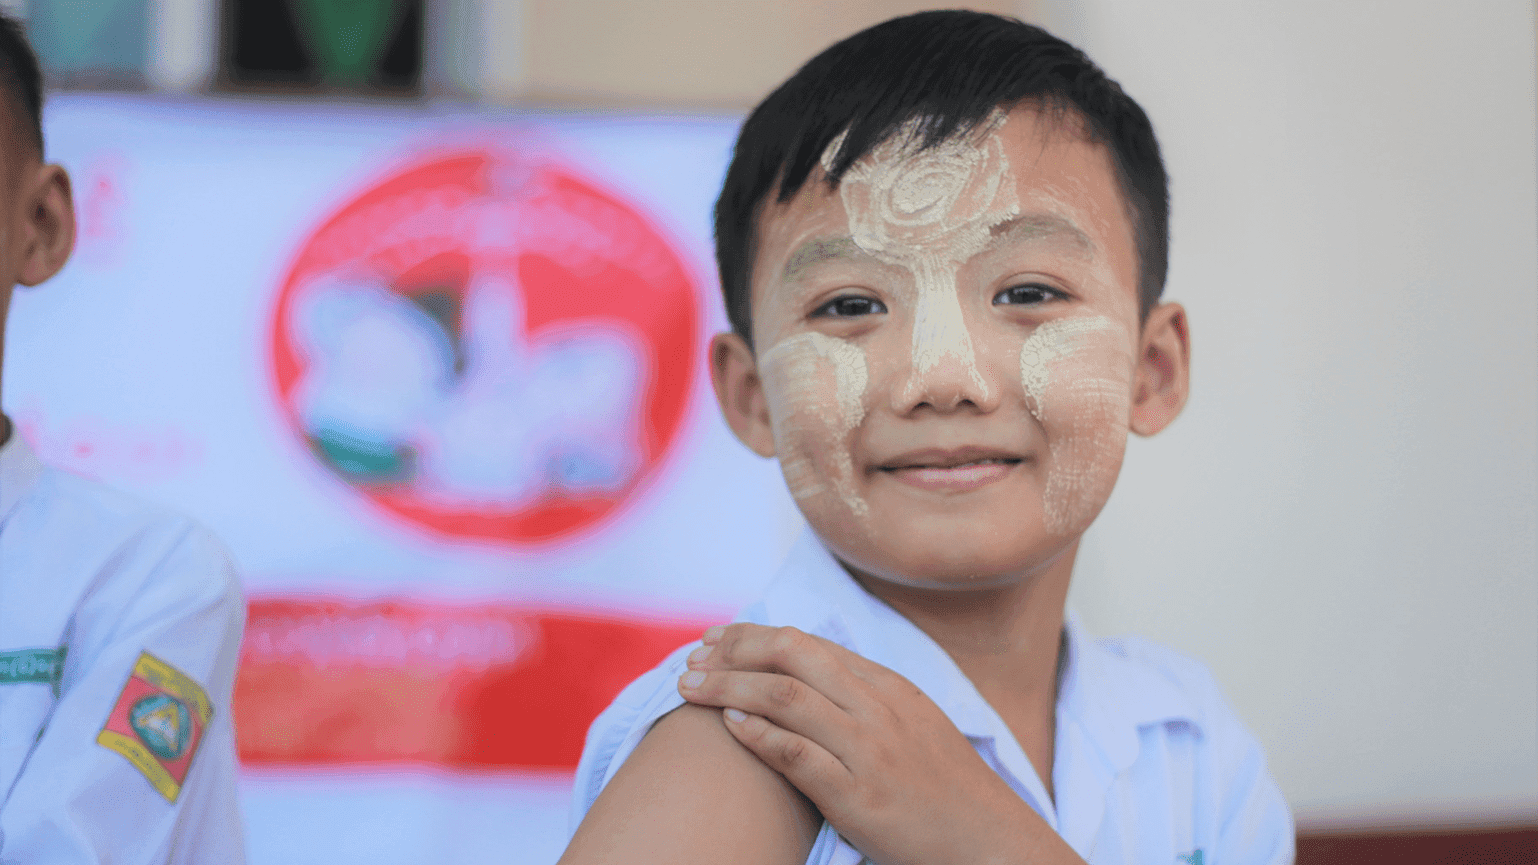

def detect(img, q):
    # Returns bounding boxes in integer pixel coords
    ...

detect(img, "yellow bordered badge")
[97,652,213,802]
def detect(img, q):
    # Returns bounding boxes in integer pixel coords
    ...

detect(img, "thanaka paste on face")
[830,112,1020,404]
[758,331,869,516]
[1012,166,1141,537]
[755,108,1144,576]
[1018,315,1134,535]
[755,115,1021,523]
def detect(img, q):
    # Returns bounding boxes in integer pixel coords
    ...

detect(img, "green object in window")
[287,0,406,87]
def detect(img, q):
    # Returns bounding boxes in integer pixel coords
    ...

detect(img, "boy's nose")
[892,290,999,414]
[895,352,994,413]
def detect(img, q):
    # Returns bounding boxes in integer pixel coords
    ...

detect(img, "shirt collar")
[1056,609,1207,775]
[0,417,45,527]
[744,529,1205,778]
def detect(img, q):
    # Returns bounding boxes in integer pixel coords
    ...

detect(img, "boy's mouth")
[874,447,1024,492]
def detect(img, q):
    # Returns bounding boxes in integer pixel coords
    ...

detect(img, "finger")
[698,624,873,712]
[699,624,913,704]
[795,633,916,693]
[703,624,896,689]
[719,708,852,809]
[678,668,856,748]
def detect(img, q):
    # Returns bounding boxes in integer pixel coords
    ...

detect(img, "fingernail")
[680,670,706,690]
[702,625,726,645]
[687,645,712,666]
[724,708,747,723]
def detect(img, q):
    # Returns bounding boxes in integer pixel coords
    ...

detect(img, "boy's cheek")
[758,334,869,432]
[769,419,869,524]
[1031,335,1136,535]
[759,335,871,517]
[1031,331,1135,434]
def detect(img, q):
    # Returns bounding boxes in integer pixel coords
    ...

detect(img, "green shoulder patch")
[0,647,65,686]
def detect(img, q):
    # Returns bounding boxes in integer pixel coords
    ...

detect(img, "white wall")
[1062,0,1538,829]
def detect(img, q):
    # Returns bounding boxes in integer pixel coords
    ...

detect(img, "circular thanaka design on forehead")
[758,332,869,518]
[828,111,1020,403]
[1019,315,1136,536]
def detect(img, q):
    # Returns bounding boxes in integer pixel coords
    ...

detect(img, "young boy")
[565,11,1292,864]
[0,15,247,863]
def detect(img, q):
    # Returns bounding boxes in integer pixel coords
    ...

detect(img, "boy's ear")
[16,163,75,287]
[710,331,776,458]
[1129,301,1190,437]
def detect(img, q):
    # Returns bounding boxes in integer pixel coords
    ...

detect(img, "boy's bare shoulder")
[562,703,820,865]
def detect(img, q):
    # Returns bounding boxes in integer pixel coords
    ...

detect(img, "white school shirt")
[0,429,246,864]
[572,531,1295,865]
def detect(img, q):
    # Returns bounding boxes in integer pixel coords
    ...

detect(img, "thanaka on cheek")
[1018,315,1135,535]
[759,332,870,518]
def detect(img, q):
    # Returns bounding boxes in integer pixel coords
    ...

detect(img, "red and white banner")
[6,95,802,864]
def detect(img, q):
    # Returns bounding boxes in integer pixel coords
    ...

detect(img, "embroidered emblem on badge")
[97,652,213,802]
[129,693,193,760]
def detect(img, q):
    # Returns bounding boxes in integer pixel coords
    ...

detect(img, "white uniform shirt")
[572,531,1295,865]
[0,429,246,864]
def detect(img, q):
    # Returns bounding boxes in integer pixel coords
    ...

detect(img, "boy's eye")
[993,283,1064,306]
[812,295,888,318]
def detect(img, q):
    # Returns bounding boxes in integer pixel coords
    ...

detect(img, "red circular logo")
[270,150,700,543]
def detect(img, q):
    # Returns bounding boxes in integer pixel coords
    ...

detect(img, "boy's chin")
[819,519,1074,593]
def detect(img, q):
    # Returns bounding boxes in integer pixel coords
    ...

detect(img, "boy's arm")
[561,703,821,864]
[679,624,1089,865]
[0,523,246,865]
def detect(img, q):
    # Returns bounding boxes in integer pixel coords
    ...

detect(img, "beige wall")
[482,0,1038,108]
[520,0,1024,108]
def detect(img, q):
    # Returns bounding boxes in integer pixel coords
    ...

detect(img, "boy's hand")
[677,623,1086,865]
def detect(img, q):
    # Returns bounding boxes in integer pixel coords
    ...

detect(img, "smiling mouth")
[874,450,1025,492]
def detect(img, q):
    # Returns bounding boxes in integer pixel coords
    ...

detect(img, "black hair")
[714,10,1168,346]
[0,12,43,154]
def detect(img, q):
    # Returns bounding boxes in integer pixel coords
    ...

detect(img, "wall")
[1062,0,1538,829]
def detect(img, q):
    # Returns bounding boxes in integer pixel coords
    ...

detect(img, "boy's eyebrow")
[780,215,1094,283]
[781,236,879,281]
[987,213,1095,253]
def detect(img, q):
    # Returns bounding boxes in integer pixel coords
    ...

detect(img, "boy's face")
[716,106,1185,589]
